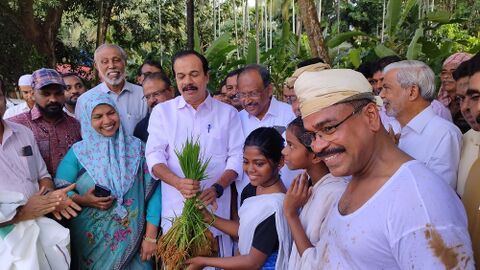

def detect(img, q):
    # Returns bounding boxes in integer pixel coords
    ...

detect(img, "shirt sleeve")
[392,225,474,269]
[428,129,462,189]
[145,106,169,179]
[55,148,81,197]
[251,214,279,256]
[146,181,162,226]
[224,108,244,176]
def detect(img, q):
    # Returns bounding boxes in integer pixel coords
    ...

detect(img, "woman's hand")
[185,257,206,270]
[140,239,157,261]
[74,188,114,210]
[50,184,82,220]
[284,173,311,217]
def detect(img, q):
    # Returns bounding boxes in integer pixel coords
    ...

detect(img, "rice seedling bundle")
[156,137,217,269]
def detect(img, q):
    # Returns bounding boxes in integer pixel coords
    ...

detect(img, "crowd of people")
[0,43,479,270]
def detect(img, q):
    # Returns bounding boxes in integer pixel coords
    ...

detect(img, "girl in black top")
[186,127,291,270]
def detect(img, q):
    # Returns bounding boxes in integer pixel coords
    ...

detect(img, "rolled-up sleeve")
[224,109,244,176]
[145,106,169,179]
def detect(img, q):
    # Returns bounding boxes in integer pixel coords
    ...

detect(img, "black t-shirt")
[240,184,279,256]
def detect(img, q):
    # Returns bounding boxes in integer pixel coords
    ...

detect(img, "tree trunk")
[17,0,65,67]
[297,0,330,64]
[186,0,195,50]
[96,0,115,48]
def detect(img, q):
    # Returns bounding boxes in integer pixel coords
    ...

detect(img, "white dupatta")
[0,190,70,270]
[238,193,292,270]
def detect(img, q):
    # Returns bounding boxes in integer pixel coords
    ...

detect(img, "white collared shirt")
[238,97,299,189]
[0,120,50,198]
[63,107,76,119]
[75,81,147,135]
[398,106,462,188]
[457,129,480,197]
[146,94,244,230]
[4,102,30,119]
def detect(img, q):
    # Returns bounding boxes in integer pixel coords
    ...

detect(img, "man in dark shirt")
[133,72,174,142]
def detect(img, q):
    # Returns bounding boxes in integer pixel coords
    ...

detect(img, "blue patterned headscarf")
[73,91,143,218]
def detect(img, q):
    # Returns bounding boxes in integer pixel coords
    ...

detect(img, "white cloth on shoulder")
[238,193,292,270]
[288,174,348,270]
[0,190,70,270]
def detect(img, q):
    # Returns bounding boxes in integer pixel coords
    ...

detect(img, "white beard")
[99,69,126,86]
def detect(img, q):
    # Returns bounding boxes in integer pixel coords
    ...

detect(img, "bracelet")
[143,236,157,243]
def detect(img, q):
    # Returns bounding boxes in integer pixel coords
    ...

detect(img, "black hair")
[216,78,227,93]
[239,64,271,88]
[226,68,244,79]
[372,55,402,73]
[297,57,324,68]
[0,77,4,95]
[61,72,85,85]
[137,59,164,76]
[142,71,171,87]
[468,52,480,77]
[244,127,284,165]
[287,117,313,152]
[357,61,375,79]
[453,60,471,81]
[171,50,209,75]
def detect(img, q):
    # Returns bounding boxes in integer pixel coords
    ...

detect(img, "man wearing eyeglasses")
[294,68,473,269]
[380,60,462,189]
[136,59,164,85]
[133,72,174,142]
[237,64,297,190]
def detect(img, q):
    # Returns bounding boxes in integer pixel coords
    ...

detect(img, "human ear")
[363,103,382,132]
[408,85,421,101]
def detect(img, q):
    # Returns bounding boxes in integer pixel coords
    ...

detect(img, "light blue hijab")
[73,91,143,218]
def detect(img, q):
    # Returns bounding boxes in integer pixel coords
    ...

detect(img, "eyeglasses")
[143,89,169,100]
[302,104,366,143]
[237,91,263,99]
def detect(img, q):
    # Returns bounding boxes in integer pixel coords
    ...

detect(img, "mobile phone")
[93,184,111,197]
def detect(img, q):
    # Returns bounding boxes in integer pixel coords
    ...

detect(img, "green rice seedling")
[157,137,216,270]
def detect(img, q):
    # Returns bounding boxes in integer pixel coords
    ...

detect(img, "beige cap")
[294,69,377,118]
[285,62,330,88]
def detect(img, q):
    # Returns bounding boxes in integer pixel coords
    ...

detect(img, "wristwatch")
[212,183,224,198]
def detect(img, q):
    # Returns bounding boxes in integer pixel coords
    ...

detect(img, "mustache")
[45,102,62,108]
[182,84,198,92]
[244,101,258,107]
[316,147,346,158]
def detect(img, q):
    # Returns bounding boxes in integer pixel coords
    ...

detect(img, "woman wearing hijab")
[55,91,161,269]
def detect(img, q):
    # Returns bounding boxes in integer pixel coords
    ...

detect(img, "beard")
[36,103,63,119]
[65,96,79,106]
[99,69,126,86]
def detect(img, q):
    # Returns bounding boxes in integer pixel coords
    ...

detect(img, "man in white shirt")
[380,60,462,189]
[294,68,473,269]
[75,44,147,135]
[146,50,243,257]
[237,64,297,189]
[4,74,35,119]
[0,83,80,269]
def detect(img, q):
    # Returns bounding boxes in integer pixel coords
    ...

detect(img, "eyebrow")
[466,89,480,95]
[313,118,337,130]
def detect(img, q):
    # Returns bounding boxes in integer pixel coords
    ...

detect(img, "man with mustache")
[237,64,299,190]
[76,44,147,135]
[380,60,462,189]
[133,71,174,142]
[459,54,480,263]
[9,68,81,176]
[136,59,164,85]
[294,68,473,269]
[437,52,473,133]
[62,73,86,118]
[146,50,244,259]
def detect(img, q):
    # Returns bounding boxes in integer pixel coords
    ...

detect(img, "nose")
[461,98,469,113]
[310,137,330,154]
[281,147,288,156]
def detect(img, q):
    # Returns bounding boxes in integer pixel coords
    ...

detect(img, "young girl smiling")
[282,117,347,269]
[186,127,292,269]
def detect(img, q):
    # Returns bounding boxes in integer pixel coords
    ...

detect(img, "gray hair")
[383,60,436,101]
[94,44,128,63]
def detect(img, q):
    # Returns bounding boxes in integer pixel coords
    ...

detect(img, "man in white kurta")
[381,60,462,189]
[237,65,298,190]
[294,69,474,269]
[146,51,243,257]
